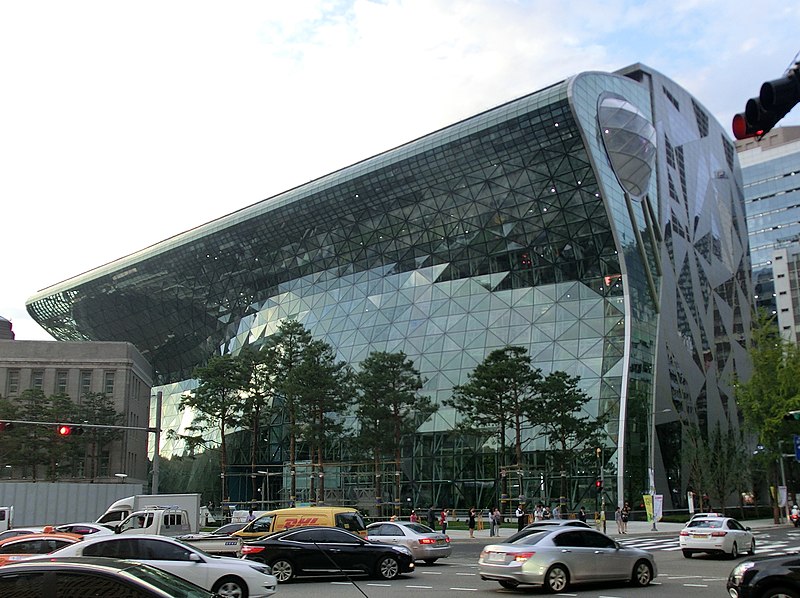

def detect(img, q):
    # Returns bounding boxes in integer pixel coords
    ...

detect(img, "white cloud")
[2,0,799,340]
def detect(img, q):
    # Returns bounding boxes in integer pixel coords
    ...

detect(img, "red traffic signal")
[733,63,800,140]
[595,479,602,489]
[57,425,84,436]
[0,422,13,431]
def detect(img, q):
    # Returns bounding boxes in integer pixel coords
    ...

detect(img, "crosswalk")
[620,531,800,554]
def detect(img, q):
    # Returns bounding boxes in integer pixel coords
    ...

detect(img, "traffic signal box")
[733,62,800,140]
[57,424,84,436]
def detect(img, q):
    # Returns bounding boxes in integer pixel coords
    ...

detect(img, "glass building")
[27,64,752,512]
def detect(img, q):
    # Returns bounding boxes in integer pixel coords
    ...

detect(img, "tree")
[265,320,315,504]
[445,346,541,505]
[17,389,59,480]
[706,421,750,514]
[179,354,249,503]
[78,392,125,480]
[534,370,610,509]
[355,351,434,515]
[0,397,23,471]
[293,340,354,504]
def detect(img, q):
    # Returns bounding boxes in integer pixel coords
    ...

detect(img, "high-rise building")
[736,126,800,319]
[26,64,752,510]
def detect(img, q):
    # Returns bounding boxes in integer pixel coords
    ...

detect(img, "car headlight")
[730,561,755,585]
[249,564,273,576]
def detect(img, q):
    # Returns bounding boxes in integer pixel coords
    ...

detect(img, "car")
[728,553,800,598]
[241,525,416,583]
[0,557,215,597]
[210,522,247,536]
[679,516,755,558]
[689,512,722,521]
[233,506,367,539]
[42,533,277,597]
[366,520,451,564]
[0,528,83,566]
[478,526,656,592]
[0,528,43,542]
[505,519,592,543]
[54,522,115,536]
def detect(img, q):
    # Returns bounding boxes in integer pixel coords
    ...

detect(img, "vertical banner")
[687,492,695,514]
[643,494,653,522]
[653,494,663,522]
[779,486,788,508]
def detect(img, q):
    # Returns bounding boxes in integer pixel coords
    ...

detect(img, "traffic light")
[733,62,800,140]
[57,424,84,436]
[0,422,13,431]
[595,479,603,491]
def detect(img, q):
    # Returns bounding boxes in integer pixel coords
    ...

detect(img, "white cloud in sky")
[1,0,799,341]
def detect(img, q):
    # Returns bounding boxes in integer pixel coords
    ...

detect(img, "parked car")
[0,528,83,566]
[210,523,247,536]
[679,516,755,558]
[366,521,451,564]
[505,519,592,543]
[241,525,415,583]
[0,528,43,542]
[478,526,656,592]
[728,553,800,598]
[0,557,214,597]
[54,522,115,536]
[42,533,277,597]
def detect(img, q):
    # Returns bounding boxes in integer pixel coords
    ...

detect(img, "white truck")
[115,507,242,556]
[97,493,203,532]
[0,507,13,532]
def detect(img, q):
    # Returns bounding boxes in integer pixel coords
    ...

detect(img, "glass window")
[104,371,115,395]
[84,538,138,559]
[56,571,152,598]
[31,370,44,391]
[0,571,44,596]
[80,371,92,397]
[318,528,360,544]
[56,370,68,394]
[336,512,366,532]
[139,538,193,561]
[553,531,586,547]
[5,370,19,396]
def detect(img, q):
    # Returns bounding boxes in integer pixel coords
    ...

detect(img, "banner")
[643,494,653,522]
[687,491,695,514]
[643,494,663,522]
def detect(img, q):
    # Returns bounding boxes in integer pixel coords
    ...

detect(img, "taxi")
[0,526,83,565]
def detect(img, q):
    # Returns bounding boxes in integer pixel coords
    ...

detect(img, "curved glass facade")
[27,64,752,511]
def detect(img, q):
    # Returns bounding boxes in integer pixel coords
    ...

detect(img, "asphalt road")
[272,523,800,598]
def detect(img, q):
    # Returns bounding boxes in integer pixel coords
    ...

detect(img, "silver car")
[479,526,656,592]
[366,521,452,564]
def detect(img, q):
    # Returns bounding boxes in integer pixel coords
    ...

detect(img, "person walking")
[489,507,499,536]
[468,507,476,538]
[614,507,623,533]
[427,505,436,530]
[440,508,449,534]
[578,505,587,523]
[534,504,543,521]
[621,502,631,534]
[515,504,526,532]
[410,509,418,523]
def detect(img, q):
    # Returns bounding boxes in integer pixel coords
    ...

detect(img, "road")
[272,526,800,598]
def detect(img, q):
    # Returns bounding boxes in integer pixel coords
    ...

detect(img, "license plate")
[693,533,709,539]
[488,552,506,562]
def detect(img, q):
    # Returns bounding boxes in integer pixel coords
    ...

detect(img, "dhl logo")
[283,516,321,528]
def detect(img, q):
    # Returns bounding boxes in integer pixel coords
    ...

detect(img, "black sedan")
[728,553,800,598]
[241,526,415,583]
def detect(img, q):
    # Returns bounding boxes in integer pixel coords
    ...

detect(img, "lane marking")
[449,588,477,591]
[406,585,433,589]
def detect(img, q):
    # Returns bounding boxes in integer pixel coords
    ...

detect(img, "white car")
[679,516,755,558]
[42,533,277,597]
[54,522,115,536]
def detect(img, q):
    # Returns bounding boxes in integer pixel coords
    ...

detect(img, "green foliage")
[446,346,541,467]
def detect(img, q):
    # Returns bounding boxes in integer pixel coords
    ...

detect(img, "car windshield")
[509,531,548,545]
[123,562,214,597]
[687,519,723,529]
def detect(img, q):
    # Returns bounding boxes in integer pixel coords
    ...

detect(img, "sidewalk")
[443,517,782,541]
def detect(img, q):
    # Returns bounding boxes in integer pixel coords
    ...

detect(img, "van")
[232,506,366,539]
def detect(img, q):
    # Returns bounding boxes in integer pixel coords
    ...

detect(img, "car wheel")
[630,559,653,587]
[211,577,248,598]
[499,580,519,589]
[730,542,739,559]
[748,539,756,555]
[377,555,400,580]
[543,564,569,593]
[682,550,692,558]
[270,559,295,583]
[762,587,800,598]
[423,558,438,565]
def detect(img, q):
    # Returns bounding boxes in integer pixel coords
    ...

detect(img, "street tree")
[0,396,23,471]
[355,351,434,515]
[179,354,249,503]
[293,339,354,504]
[17,388,59,480]
[534,370,610,509]
[446,346,541,505]
[78,392,125,481]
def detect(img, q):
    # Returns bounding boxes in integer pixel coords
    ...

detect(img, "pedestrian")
[410,509,418,523]
[489,507,498,536]
[440,508,449,533]
[578,505,587,523]
[534,504,543,521]
[552,504,561,520]
[468,507,476,539]
[542,505,551,520]
[246,508,255,522]
[615,507,623,534]
[427,505,436,530]
[621,502,631,534]
[515,504,526,532]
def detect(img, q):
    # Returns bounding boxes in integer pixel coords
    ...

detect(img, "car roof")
[251,525,361,541]
[0,530,83,547]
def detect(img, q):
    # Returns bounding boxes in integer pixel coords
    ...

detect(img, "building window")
[6,370,19,396]
[104,372,115,396]
[31,370,44,391]
[56,371,68,395]
[80,371,92,398]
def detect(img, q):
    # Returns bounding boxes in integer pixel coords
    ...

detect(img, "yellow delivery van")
[232,506,367,539]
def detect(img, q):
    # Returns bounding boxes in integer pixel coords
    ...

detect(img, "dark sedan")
[728,553,800,598]
[241,526,415,583]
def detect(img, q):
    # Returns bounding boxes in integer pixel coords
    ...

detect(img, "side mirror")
[114,525,121,535]
[189,553,203,563]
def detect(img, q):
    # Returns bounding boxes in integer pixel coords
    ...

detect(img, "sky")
[2,0,800,341]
